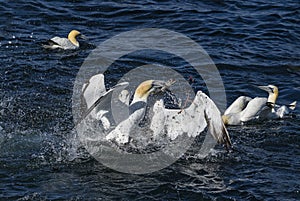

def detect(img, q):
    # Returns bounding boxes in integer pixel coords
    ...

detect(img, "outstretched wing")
[150,91,232,148]
[77,73,129,126]
[82,74,106,108]
[201,92,231,148]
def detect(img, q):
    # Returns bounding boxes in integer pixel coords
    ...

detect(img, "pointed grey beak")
[152,80,167,87]
[79,34,87,40]
[152,80,167,93]
[152,79,175,93]
[257,85,272,93]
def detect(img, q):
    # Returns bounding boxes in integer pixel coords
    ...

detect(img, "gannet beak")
[152,79,175,93]
[152,80,168,93]
[79,34,87,40]
[257,85,273,93]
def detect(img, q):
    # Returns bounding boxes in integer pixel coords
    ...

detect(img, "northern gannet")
[80,73,231,149]
[82,74,231,147]
[43,30,85,50]
[150,91,232,149]
[105,80,170,144]
[222,85,297,125]
[80,74,172,143]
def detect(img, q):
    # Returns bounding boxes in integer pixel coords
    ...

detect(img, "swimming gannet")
[105,80,169,144]
[43,30,85,50]
[222,85,297,125]
[150,91,232,149]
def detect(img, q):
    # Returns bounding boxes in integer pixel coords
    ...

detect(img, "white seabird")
[80,74,171,143]
[222,85,297,125]
[105,80,170,144]
[80,74,232,148]
[43,30,85,50]
[150,91,232,148]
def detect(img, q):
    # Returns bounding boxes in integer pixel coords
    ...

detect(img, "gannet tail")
[41,39,60,49]
[288,101,297,110]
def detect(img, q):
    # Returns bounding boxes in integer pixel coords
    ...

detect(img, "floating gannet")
[222,85,297,125]
[150,91,232,148]
[105,80,170,144]
[43,30,85,50]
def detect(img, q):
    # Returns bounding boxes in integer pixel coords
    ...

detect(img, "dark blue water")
[0,0,299,200]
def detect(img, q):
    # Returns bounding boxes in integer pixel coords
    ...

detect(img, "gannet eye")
[269,87,274,93]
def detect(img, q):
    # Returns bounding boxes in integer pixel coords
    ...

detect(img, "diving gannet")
[105,80,170,144]
[149,91,232,149]
[222,85,297,125]
[43,30,85,50]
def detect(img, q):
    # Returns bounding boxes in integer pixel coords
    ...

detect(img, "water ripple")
[0,0,299,200]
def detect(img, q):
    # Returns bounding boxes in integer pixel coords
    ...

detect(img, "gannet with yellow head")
[43,30,85,50]
[222,85,296,125]
[80,74,231,149]
[105,80,169,144]
[258,85,278,108]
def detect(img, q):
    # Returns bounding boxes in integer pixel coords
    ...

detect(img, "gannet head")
[132,80,168,103]
[258,85,278,106]
[68,30,84,47]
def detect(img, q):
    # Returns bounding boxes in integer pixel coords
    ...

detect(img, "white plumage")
[78,73,129,129]
[223,85,296,125]
[150,91,231,147]
[43,30,85,50]
[80,73,232,149]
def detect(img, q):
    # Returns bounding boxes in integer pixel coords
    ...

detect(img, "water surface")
[0,0,299,200]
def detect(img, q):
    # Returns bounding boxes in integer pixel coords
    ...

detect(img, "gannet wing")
[288,101,297,110]
[240,97,268,122]
[77,80,129,126]
[49,37,71,47]
[82,74,106,109]
[201,93,231,147]
[150,91,232,148]
[224,96,252,115]
[42,37,63,49]
[82,73,131,121]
